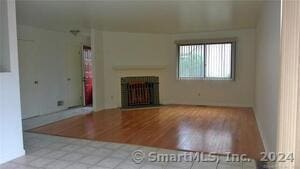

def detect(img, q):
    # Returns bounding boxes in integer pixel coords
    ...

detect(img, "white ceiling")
[16,0,263,34]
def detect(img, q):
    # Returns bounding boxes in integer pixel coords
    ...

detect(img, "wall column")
[277,0,300,168]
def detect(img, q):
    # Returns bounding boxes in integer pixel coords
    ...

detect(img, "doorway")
[82,46,93,106]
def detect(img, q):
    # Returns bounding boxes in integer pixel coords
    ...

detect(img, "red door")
[83,46,93,106]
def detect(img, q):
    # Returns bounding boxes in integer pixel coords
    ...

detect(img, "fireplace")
[121,76,159,108]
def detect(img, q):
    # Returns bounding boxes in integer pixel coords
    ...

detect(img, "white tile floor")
[0,132,257,169]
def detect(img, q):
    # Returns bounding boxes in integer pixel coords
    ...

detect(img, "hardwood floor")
[29,105,264,160]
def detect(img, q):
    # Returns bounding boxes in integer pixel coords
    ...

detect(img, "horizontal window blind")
[177,41,235,80]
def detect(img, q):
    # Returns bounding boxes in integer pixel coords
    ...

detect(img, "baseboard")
[102,103,253,112]
[0,149,25,165]
[164,102,253,108]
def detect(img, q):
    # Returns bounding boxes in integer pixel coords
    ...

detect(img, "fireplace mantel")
[113,65,167,71]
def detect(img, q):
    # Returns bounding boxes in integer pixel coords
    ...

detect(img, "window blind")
[177,39,236,80]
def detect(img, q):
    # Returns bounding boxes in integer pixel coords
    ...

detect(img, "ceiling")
[16,0,263,34]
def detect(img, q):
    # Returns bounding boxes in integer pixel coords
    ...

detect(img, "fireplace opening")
[121,76,159,108]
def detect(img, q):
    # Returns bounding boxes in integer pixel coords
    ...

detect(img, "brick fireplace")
[121,76,159,108]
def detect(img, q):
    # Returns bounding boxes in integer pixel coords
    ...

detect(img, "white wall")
[91,30,105,111]
[254,1,281,152]
[17,25,90,119]
[92,29,256,109]
[0,0,25,164]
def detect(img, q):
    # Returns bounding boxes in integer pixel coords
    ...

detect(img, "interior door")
[66,42,83,108]
[18,40,40,119]
[82,46,93,106]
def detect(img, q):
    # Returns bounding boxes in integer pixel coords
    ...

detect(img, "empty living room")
[1,0,300,169]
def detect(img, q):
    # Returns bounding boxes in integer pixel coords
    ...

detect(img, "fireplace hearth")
[121,76,159,108]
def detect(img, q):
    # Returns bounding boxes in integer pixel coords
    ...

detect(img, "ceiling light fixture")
[70,30,80,36]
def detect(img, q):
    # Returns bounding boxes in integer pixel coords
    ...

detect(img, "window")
[177,39,236,80]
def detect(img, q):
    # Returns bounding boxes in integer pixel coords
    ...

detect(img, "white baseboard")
[103,102,253,110]
[163,102,253,108]
[0,149,25,165]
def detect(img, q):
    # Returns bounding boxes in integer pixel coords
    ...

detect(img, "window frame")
[176,38,237,81]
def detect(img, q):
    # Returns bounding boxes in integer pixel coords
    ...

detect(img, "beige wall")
[278,1,300,168]
[0,0,10,72]
[169,29,256,107]
[101,31,171,109]
[254,1,281,152]
[92,29,256,109]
